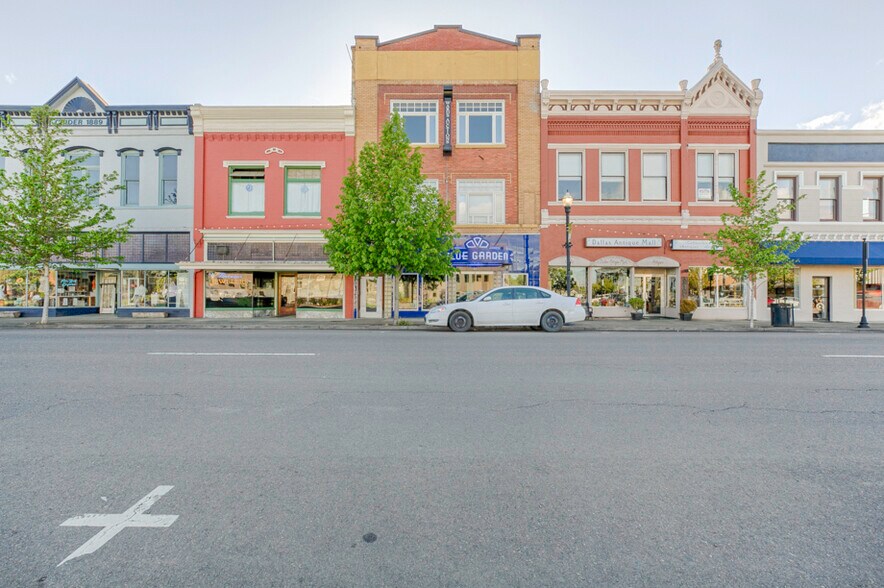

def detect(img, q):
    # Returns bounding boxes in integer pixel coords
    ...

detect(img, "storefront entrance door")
[812,277,830,321]
[360,277,382,318]
[635,274,663,314]
[278,274,297,317]
[99,272,117,314]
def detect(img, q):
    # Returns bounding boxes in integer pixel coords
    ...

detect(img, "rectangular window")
[688,267,744,308]
[392,101,438,145]
[284,167,321,216]
[862,177,882,221]
[557,152,583,200]
[819,176,840,221]
[697,153,737,201]
[423,277,448,309]
[229,167,265,216]
[600,153,626,201]
[121,270,187,308]
[855,267,883,309]
[398,274,419,310]
[456,179,505,224]
[767,267,799,308]
[69,151,101,186]
[641,153,668,201]
[160,152,178,205]
[296,273,345,316]
[776,177,797,221]
[122,153,140,206]
[456,101,504,145]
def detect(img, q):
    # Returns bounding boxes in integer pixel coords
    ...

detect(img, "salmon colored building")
[540,42,765,319]
[182,106,356,318]
[352,26,542,317]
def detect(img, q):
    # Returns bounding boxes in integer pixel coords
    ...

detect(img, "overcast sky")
[1,0,882,130]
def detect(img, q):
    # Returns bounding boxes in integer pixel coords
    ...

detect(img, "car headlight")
[429,306,445,313]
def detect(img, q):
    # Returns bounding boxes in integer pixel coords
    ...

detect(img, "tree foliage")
[707,172,804,328]
[323,114,457,319]
[0,106,133,323]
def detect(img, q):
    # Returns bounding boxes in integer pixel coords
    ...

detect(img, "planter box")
[630,312,644,320]
[679,313,693,321]
[132,312,168,319]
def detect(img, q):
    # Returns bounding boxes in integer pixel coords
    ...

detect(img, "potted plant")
[679,298,697,321]
[628,296,645,320]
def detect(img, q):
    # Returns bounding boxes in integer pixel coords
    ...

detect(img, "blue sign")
[451,236,513,267]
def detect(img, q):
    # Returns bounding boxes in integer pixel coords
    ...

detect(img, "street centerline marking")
[147,352,316,356]
[58,485,178,567]
[823,355,884,358]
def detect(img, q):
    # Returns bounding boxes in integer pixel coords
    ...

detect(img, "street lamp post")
[563,192,574,297]
[859,238,870,329]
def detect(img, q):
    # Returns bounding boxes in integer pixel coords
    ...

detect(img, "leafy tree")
[0,106,133,324]
[707,172,803,328]
[324,114,457,320]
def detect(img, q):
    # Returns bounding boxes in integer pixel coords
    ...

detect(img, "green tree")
[707,172,804,328]
[0,106,133,324]
[324,114,457,320]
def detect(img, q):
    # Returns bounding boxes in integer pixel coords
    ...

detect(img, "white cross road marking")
[823,355,884,358]
[58,485,178,567]
[147,352,316,356]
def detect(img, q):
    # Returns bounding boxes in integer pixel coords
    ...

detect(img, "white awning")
[548,255,593,267]
[635,256,679,268]
[590,255,634,268]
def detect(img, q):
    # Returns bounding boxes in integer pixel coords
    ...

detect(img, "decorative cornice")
[205,132,346,143]
[547,119,681,136]
[191,105,355,136]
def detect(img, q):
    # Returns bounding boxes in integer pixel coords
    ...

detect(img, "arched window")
[155,148,181,206]
[65,147,102,186]
[117,148,143,206]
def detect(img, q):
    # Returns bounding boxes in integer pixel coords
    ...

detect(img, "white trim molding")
[223,160,269,168]
[278,160,326,168]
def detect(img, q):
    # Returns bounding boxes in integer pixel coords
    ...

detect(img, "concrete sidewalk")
[0,313,879,333]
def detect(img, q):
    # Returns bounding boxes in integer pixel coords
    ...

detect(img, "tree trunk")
[748,278,755,330]
[391,273,399,322]
[41,264,50,325]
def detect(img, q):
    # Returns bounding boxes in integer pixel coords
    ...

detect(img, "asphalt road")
[1,329,882,587]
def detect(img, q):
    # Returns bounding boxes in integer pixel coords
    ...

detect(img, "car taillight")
[575,297,581,306]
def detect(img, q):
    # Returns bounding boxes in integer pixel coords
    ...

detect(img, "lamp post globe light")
[562,191,574,297]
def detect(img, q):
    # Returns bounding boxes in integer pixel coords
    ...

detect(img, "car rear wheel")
[448,311,473,332]
[540,310,563,333]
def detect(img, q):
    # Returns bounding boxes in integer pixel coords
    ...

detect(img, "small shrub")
[680,299,698,314]
[628,297,645,311]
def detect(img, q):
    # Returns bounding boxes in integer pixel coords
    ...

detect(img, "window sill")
[283,214,322,218]
[547,201,681,206]
[226,215,266,219]
[688,201,735,206]
[455,144,506,149]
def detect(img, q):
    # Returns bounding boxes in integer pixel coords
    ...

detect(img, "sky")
[1,0,882,130]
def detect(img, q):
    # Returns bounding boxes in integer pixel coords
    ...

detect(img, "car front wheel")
[540,310,563,333]
[448,310,473,332]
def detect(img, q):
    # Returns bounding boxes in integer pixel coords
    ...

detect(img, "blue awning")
[789,241,884,265]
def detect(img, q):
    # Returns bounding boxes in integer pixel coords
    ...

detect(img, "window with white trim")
[456,179,505,224]
[819,176,840,221]
[697,152,737,201]
[600,153,626,201]
[862,176,882,221]
[776,176,797,221]
[456,101,504,145]
[641,153,668,201]
[159,151,178,206]
[121,151,141,206]
[285,167,321,216]
[229,167,265,216]
[557,152,583,200]
[68,149,101,186]
[392,101,438,145]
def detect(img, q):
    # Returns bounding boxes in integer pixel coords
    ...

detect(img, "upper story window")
[229,167,265,216]
[557,153,583,200]
[819,176,840,221]
[457,101,504,145]
[456,179,505,224]
[862,176,882,221]
[600,152,626,201]
[641,153,668,201]
[776,176,797,221]
[67,148,101,186]
[284,167,321,217]
[697,152,737,201]
[158,150,179,206]
[392,101,438,145]
[120,150,141,206]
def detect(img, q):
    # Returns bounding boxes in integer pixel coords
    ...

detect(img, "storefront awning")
[177,261,334,272]
[789,241,884,265]
[590,255,634,268]
[635,256,680,268]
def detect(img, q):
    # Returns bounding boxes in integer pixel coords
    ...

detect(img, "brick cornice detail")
[547,119,680,136]
[206,132,344,142]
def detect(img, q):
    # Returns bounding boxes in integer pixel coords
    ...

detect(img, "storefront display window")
[0,270,48,307]
[455,272,492,302]
[855,267,883,309]
[0,269,102,308]
[668,275,677,308]
[688,267,744,308]
[423,278,447,309]
[56,271,96,307]
[296,273,344,315]
[205,272,254,309]
[591,267,628,307]
[122,270,189,308]
[504,273,528,286]
[398,274,419,310]
[767,268,799,307]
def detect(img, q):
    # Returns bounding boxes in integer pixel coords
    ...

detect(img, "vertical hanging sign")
[442,86,453,155]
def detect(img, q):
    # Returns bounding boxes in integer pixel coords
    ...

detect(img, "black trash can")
[770,302,794,327]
